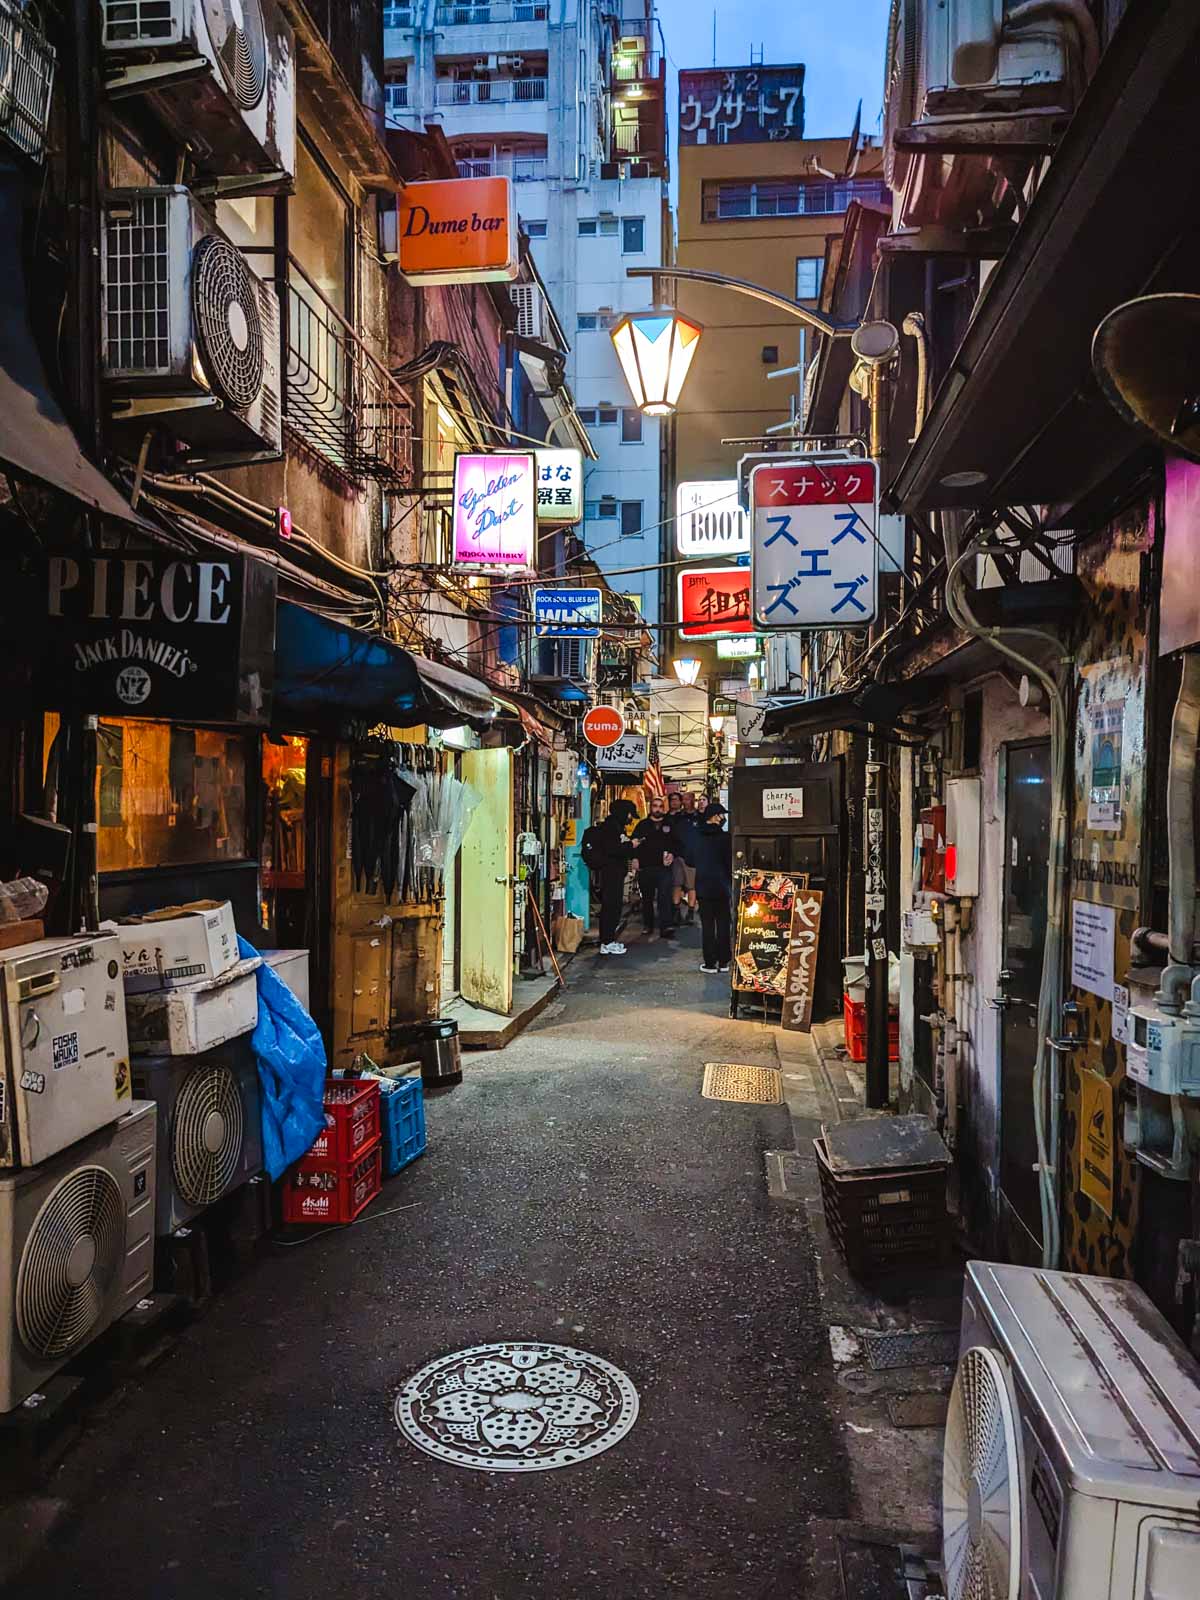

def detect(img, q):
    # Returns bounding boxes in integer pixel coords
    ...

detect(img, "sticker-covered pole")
[865,740,889,1108]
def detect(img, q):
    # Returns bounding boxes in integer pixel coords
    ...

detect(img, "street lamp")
[672,656,701,687]
[609,309,703,418]
[708,713,726,734]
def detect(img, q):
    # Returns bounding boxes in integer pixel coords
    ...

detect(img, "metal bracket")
[191,170,292,199]
[104,59,210,99]
[111,396,222,420]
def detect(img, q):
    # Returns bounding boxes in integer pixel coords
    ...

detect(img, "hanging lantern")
[610,309,703,417]
[672,656,702,687]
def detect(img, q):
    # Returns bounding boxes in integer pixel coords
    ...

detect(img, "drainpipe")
[865,741,890,1109]
[1159,651,1200,1011]
[902,312,928,442]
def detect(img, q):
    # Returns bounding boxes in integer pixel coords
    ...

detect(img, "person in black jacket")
[690,801,733,972]
[581,799,637,955]
[631,795,684,939]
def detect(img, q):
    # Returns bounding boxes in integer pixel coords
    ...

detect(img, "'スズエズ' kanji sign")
[751,457,879,629]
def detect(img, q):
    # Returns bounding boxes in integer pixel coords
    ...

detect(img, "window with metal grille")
[383,3,413,23]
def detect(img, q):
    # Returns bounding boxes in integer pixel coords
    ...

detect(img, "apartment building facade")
[383,0,671,640]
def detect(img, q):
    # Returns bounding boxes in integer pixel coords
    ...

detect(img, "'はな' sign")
[452,453,535,571]
[534,449,583,525]
[397,177,518,285]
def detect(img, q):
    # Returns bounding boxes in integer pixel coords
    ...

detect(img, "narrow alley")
[10,934,853,1599]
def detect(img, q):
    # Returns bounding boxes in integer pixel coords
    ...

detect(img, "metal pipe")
[625,265,855,336]
[902,312,929,441]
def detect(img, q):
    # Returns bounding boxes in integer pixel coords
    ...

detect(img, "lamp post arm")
[625,266,857,338]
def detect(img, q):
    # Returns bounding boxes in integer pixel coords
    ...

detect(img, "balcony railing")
[286,257,413,487]
[611,50,662,84]
[435,2,549,22]
[456,154,547,181]
[435,77,548,105]
[384,83,408,124]
[383,4,413,24]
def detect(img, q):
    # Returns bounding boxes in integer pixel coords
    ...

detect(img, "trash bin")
[391,1018,462,1087]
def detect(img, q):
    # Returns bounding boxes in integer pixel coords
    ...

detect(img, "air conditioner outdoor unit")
[102,186,283,468]
[475,57,492,72]
[101,0,296,191]
[0,1100,156,1412]
[0,0,55,166]
[944,1262,1200,1600]
[497,55,524,70]
[510,282,545,341]
[131,1045,263,1236]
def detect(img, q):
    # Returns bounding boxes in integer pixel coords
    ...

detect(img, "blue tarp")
[238,936,326,1181]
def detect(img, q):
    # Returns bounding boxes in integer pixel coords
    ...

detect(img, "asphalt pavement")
[10,922,851,1599]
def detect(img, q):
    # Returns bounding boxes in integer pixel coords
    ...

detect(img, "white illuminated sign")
[675,480,751,559]
[534,449,583,525]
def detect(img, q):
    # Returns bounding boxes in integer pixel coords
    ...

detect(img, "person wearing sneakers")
[691,801,733,974]
[582,798,637,955]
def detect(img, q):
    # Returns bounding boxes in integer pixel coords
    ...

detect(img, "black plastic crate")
[815,1134,949,1278]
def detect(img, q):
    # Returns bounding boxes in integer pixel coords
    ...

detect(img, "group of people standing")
[582,789,733,974]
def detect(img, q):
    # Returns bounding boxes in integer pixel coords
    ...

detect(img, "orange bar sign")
[397,177,519,286]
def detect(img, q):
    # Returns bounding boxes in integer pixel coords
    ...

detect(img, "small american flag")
[643,735,666,800]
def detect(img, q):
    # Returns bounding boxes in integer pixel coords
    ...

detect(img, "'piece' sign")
[751,457,879,629]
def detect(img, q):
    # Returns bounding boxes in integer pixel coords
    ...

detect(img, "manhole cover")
[702,1062,783,1104]
[862,1328,959,1371]
[394,1342,639,1473]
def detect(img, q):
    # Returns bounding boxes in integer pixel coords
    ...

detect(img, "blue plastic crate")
[378,1074,426,1177]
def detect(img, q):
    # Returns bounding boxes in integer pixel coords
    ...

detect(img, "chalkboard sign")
[781,888,823,1033]
[731,870,807,996]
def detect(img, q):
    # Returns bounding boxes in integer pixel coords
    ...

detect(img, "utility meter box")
[1129,1002,1200,1096]
[944,777,981,897]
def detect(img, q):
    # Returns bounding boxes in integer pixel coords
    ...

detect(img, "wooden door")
[329,744,393,1070]
[459,746,514,1014]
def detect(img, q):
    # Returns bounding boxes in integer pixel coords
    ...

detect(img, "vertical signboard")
[751,457,879,629]
[782,888,823,1032]
[534,449,584,526]
[452,452,536,571]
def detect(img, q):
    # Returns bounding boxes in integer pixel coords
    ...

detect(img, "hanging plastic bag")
[238,935,326,1180]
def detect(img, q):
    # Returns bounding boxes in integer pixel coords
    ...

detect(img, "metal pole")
[865,739,889,1108]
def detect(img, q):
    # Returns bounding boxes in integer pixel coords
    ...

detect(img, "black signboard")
[38,552,276,725]
[731,869,806,998]
[597,656,634,692]
[679,65,805,146]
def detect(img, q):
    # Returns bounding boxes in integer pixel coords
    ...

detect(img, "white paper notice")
[1071,900,1116,1001]
[1112,983,1130,1044]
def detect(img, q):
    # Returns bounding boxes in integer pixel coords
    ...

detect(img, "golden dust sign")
[1079,1070,1115,1219]
[397,177,518,286]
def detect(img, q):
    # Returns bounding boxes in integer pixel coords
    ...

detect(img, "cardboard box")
[118,900,239,993]
[125,956,261,1056]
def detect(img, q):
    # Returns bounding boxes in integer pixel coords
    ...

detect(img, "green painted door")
[459,746,514,1014]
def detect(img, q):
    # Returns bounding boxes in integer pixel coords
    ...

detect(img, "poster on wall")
[1088,699,1124,831]
[452,453,535,571]
[1079,1070,1115,1219]
[1070,899,1115,1001]
[781,889,823,1032]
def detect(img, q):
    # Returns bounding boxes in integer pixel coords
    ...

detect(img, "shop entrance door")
[459,747,514,1014]
[999,739,1052,1262]
[329,744,393,1071]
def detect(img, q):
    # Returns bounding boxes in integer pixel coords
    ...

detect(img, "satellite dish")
[1092,293,1200,463]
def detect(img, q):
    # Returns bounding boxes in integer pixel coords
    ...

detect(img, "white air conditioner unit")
[101,0,296,191]
[0,1100,156,1412]
[474,57,492,72]
[510,282,545,341]
[497,54,524,70]
[0,0,55,166]
[102,186,283,467]
[132,1045,263,1235]
[944,1262,1200,1600]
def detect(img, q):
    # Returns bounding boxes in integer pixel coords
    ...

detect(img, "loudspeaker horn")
[1092,293,1200,463]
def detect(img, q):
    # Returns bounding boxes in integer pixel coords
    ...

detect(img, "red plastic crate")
[843,994,899,1064]
[303,1078,381,1170]
[283,1139,382,1225]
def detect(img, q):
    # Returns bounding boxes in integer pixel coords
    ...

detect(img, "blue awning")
[274,602,496,735]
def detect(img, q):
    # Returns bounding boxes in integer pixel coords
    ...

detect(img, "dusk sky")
[655,0,893,147]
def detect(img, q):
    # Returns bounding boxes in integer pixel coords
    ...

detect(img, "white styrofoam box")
[117,900,239,993]
[263,949,310,1011]
[945,777,982,897]
[125,956,261,1056]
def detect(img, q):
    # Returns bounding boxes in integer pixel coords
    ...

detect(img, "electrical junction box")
[944,777,981,897]
[903,908,940,950]
[1128,1003,1200,1096]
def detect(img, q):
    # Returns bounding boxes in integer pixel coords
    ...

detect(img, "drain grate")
[702,1062,783,1104]
[862,1328,959,1371]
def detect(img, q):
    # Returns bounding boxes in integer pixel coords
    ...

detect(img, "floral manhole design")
[394,1341,639,1472]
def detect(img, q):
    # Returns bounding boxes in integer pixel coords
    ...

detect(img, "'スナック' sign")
[751,457,879,629]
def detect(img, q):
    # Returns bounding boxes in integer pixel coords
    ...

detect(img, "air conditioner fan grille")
[942,1344,1021,1600]
[192,233,265,409]
[16,1165,124,1360]
[202,0,267,110]
[172,1063,245,1208]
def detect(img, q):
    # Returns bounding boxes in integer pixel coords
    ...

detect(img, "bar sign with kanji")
[751,457,879,629]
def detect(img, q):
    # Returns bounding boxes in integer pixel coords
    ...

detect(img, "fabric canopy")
[273,601,496,735]
[0,166,150,528]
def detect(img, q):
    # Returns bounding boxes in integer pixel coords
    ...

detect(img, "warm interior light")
[611,309,702,418]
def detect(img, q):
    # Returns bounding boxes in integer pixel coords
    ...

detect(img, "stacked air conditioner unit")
[944,1262,1200,1600]
[0,934,157,1411]
[510,282,546,342]
[101,0,296,192]
[102,186,283,467]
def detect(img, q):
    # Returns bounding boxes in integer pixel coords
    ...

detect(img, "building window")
[621,408,642,442]
[796,256,825,300]
[598,217,619,236]
[597,405,618,425]
[383,3,413,24]
[523,218,548,237]
[702,177,887,222]
[384,70,408,124]
[585,497,618,519]
[578,218,597,235]
[577,406,597,424]
[658,712,682,742]
[620,500,642,538]
[622,217,645,254]
[577,312,618,331]
[761,345,779,365]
